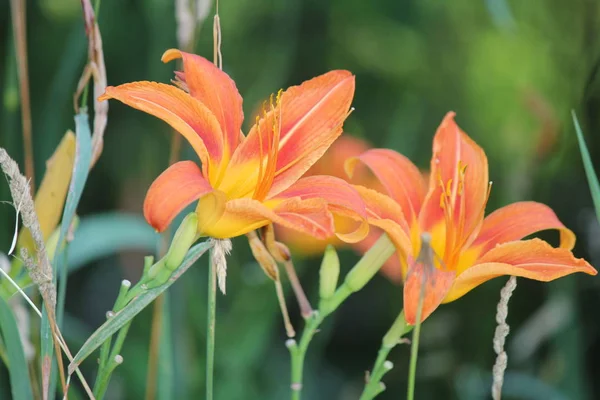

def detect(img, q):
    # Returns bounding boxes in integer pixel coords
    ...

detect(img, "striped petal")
[346,148,426,223]
[472,201,576,254]
[198,197,334,239]
[222,71,355,198]
[100,82,224,178]
[272,175,368,242]
[353,185,413,263]
[162,49,243,158]
[144,161,213,232]
[403,261,456,325]
[445,238,597,302]
[419,112,489,245]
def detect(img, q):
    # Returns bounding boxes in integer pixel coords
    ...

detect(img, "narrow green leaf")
[68,241,213,373]
[43,109,92,398]
[0,296,33,400]
[67,213,160,273]
[572,110,600,222]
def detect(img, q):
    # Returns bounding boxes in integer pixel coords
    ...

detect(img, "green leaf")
[67,213,160,273]
[572,110,600,222]
[0,296,33,400]
[68,241,213,374]
[43,109,92,398]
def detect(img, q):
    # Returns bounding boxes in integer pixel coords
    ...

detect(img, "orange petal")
[346,148,426,223]
[224,71,355,198]
[403,260,456,325]
[472,201,576,254]
[445,238,597,302]
[198,197,334,239]
[272,175,368,240]
[100,82,224,177]
[353,185,413,263]
[144,161,213,232]
[162,49,243,158]
[306,135,372,179]
[419,112,489,244]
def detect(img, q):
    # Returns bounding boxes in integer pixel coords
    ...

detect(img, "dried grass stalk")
[491,276,517,400]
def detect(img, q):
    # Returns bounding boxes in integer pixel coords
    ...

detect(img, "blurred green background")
[2,0,600,399]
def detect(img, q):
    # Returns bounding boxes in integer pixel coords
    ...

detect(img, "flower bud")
[319,245,340,300]
[164,212,198,271]
[345,234,395,292]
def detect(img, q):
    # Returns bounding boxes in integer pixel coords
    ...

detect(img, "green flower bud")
[164,212,198,271]
[344,234,395,292]
[319,245,340,300]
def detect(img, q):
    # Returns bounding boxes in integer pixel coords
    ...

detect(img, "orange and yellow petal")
[472,201,576,253]
[444,238,597,302]
[270,175,369,243]
[100,82,224,178]
[346,148,426,223]
[144,161,214,232]
[306,135,372,179]
[224,71,355,199]
[419,112,489,244]
[162,49,243,158]
[403,261,456,325]
[353,185,413,264]
[197,196,334,240]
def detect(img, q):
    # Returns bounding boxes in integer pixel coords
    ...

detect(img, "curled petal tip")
[161,48,182,63]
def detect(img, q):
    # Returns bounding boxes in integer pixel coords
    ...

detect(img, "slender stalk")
[145,294,165,400]
[359,348,393,400]
[406,297,423,400]
[206,249,218,400]
[288,312,323,400]
[360,311,411,400]
[94,322,130,400]
[10,0,34,189]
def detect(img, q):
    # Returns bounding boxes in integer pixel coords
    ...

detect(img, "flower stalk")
[288,233,396,400]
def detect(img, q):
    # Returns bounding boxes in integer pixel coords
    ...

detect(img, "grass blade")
[0,296,33,400]
[572,110,600,222]
[43,109,92,399]
[68,241,213,373]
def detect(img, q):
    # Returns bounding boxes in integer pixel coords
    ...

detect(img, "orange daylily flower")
[347,112,597,324]
[100,49,368,242]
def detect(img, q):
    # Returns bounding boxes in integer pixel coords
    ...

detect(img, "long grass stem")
[206,248,218,400]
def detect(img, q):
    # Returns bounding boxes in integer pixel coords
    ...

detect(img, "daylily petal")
[346,148,426,223]
[472,201,576,254]
[100,82,224,177]
[353,185,413,263]
[144,161,213,232]
[419,112,489,246]
[198,197,334,239]
[223,71,355,198]
[445,238,597,302]
[272,175,368,242]
[162,49,243,158]
[403,262,456,325]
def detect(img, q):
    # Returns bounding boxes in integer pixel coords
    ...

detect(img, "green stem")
[93,322,130,399]
[360,311,412,399]
[288,312,323,400]
[359,347,393,400]
[407,300,424,400]
[206,249,217,400]
[287,234,396,400]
